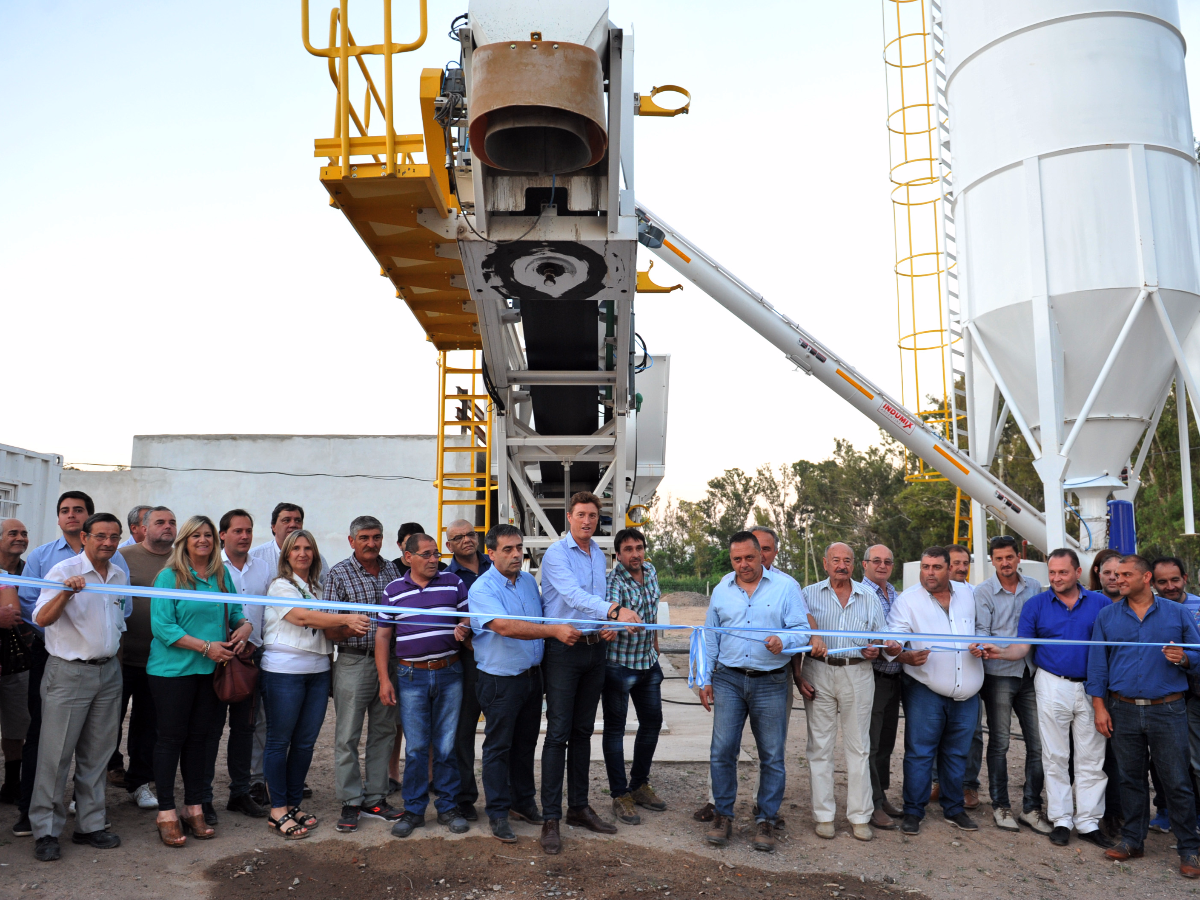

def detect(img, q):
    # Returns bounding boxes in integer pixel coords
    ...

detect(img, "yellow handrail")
[302,0,428,174]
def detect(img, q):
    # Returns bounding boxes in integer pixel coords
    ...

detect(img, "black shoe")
[201,801,218,826]
[13,813,32,837]
[336,805,360,833]
[391,811,425,838]
[510,805,544,824]
[437,810,469,834]
[0,782,19,804]
[248,782,270,807]
[944,812,978,831]
[901,814,921,835]
[227,793,268,818]
[72,830,121,849]
[1078,828,1114,849]
[34,835,60,861]
[1049,825,1070,846]
[362,801,404,822]
[490,817,517,842]
[457,802,478,822]
[302,783,313,799]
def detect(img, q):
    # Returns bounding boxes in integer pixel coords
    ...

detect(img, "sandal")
[157,817,186,848]
[182,813,215,839]
[289,807,318,830]
[268,809,310,840]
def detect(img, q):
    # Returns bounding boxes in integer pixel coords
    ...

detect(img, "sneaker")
[1078,828,1115,849]
[391,811,425,838]
[901,814,921,835]
[705,814,732,847]
[13,813,32,837]
[752,819,775,852]
[132,784,159,810]
[1049,825,1070,846]
[68,800,75,816]
[362,802,404,822]
[945,812,978,831]
[1018,808,1052,834]
[490,817,517,843]
[437,810,469,834]
[993,808,1019,833]
[336,805,361,833]
[1149,810,1171,833]
[630,783,667,811]
[612,794,641,825]
[34,835,60,861]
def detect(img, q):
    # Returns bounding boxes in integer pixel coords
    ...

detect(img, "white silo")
[945,0,1200,553]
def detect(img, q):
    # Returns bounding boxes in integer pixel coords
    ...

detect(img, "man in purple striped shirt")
[376,533,471,839]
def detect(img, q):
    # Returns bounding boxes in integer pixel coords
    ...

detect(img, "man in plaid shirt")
[862,543,903,830]
[601,528,667,826]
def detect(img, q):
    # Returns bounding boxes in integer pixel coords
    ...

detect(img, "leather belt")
[1110,691,1183,706]
[64,656,114,667]
[818,656,864,667]
[582,632,603,645]
[338,646,374,657]
[724,664,788,678]
[399,653,460,671]
[1048,671,1086,683]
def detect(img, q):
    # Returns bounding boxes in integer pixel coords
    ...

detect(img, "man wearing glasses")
[862,545,902,829]
[444,520,492,823]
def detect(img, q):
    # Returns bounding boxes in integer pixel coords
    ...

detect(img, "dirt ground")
[0,637,1197,899]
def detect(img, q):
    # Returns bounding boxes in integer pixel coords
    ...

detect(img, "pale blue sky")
[4,1,1200,500]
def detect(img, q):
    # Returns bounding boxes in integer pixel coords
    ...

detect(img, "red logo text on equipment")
[878,399,915,434]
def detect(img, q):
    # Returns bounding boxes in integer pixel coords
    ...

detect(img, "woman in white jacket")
[261,530,369,839]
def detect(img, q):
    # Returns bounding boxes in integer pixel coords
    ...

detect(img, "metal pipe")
[1130,380,1171,487]
[384,0,395,174]
[1060,289,1148,459]
[338,0,350,173]
[510,370,617,385]
[965,322,1042,457]
[1180,372,1196,534]
[1151,290,1200,430]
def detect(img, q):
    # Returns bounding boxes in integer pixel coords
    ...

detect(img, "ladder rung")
[440,498,495,505]
[443,445,491,452]
[442,394,492,401]
[443,420,489,427]
[441,471,489,477]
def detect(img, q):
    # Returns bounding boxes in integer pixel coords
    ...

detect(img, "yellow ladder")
[953,487,973,547]
[434,350,495,553]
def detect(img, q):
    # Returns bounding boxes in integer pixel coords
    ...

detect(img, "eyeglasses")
[865,558,894,566]
[411,550,440,560]
[989,536,1018,550]
[446,534,476,543]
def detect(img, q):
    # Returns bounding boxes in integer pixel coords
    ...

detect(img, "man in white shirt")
[250,502,329,578]
[218,509,273,818]
[883,546,984,836]
[29,513,128,861]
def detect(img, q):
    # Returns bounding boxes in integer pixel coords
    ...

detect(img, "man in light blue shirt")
[13,491,128,839]
[469,525,581,845]
[699,530,808,853]
[537,492,640,855]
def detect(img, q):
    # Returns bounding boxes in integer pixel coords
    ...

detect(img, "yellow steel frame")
[883,0,970,546]
[435,350,495,554]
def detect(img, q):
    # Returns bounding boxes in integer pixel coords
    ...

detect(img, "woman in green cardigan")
[148,515,251,847]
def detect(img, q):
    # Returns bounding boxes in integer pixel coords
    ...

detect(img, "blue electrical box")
[1108,500,1136,554]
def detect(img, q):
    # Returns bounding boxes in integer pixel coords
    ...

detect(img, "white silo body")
[945,0,1200,551]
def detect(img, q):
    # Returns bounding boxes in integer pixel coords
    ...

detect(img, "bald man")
[0,519,29,802]
[803,543,887,841]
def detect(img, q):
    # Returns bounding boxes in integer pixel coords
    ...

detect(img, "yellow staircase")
[434,350,495,552]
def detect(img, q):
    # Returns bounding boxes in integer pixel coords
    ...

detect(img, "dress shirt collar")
[983,573,1035,596]
[221,549,256,572]
[449,552,490,577]
[76,552,121,582]
[565,531,602,558]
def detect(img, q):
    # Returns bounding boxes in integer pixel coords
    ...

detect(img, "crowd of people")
[1,490,1199,881]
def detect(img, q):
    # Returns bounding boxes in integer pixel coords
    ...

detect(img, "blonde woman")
[262,530,369,839]
[148,516,250,847]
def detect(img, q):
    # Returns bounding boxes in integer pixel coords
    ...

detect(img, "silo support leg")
[1032,454,1069,553]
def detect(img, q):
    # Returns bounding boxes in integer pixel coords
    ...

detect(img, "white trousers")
[1034,668,1107,831]
[804,659,875,824]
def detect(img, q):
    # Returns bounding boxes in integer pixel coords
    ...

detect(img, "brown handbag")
[213,599,258,704]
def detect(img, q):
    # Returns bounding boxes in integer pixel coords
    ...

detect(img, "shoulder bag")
[213,577,259,705]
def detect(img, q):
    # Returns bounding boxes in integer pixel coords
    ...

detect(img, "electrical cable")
[634,332,652,372]
[63,463,433,482]
[1065,504,1094,551]
[480,355,506,414]
[447,12,468,41]
[459,175,556,245]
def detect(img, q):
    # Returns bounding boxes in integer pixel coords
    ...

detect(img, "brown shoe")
[1104,841,1144,861]
[964,788,979,810]
[930,782,940,803]
[871,806,896,830]
[881,798,903,818]
[693,802,715,822]
[181,814,214,840]
[752,819,775,852]
[540,819,561,855]
[706,814,732,846]
[565,806,617,835]
[156,818,185,848]
[1182,854,1200,879]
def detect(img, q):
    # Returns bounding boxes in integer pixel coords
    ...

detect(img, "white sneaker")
[133,783,159,809]
[993,807,1020,832]
[68,800,75,816]
[1018,809,1052,834]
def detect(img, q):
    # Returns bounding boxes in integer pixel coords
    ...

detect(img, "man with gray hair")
[803,542,886,842]
[861,543,903,829]
[324,515,404,833]
[444,519,492,821]
[118,506,150,549]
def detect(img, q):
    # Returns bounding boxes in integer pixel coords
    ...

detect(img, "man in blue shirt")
[444,519,493,823]
[979,548,1110,848]
[699,531,808,852]
[469,524,580,844]
[13,491,129,839]
[537,492,641,855]
[1087,554,1200,878]
[1152,556,1200,831]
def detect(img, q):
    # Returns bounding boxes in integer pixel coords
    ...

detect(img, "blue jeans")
[396,660,463,816]
[901,675,980,820]
[1109,696,1200,856]
[979,672,1043,812]
[602,662,664,797]
[710,664,791,822]
[476,666,542,821]
[261,669,330,810]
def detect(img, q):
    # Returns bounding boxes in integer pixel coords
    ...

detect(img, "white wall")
[0,442,63,548]
[61,434,438,564]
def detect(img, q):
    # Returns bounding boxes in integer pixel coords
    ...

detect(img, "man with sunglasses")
[862,545,903,829]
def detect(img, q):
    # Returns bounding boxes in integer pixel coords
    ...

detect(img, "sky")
[5,1,1200,503]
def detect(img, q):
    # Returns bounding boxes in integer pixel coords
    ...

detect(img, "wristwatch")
[608,604,620,621]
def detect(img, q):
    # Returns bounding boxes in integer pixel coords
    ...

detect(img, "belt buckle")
[584,633,600,645]
[1134,697,1151,706]
[825,657,844,667]
[428,658,445,670]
